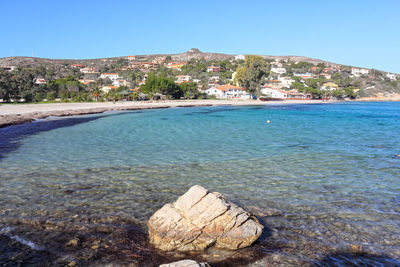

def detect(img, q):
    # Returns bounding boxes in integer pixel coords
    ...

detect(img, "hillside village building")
[34,78,47,84]
[294,73,314,79]
[386,73,397,80]
[100,73,120,80]
[70,64,85,69]
[351,68,369,77]
[207,65,220,72]
[112,79,130,87]
[80,67,98,74]
[321,82,339,91]
[165,62,187,71]
[176,75,191,83]
[271,67,286,74]
[100,85,118,93]
[234,55,245,61]
[1,66,17,72]
[79,79,96,85]
[278,76,295,88]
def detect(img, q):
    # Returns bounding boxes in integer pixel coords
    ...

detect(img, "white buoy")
[266,120,270,124]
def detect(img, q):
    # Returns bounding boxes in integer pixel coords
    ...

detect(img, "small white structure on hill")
[278,76,294,88]
[176,75,191,83]
[386,73,397,80]
[100,73,120,80]
[234,55,245,61]
[351,68,369,77]
[271,67,286,74]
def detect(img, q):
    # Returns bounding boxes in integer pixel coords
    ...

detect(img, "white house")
[100,85,118,93]
[34,78,47,84]
[1,66,17,72]
[80,67,98,74]
[293,73,314,79]
[271,61,283,68]
[100,73,120,80]
[261,87,287,99]
[234,55,245,61]
[386,73,397,80]
[271,67,286,74]
[207,65,220,72]
[205,84,246,99]
[112,79,130,87]
[278,76,294,88]
[176,75,191,83]
[209,76,220,82]
[205,87,226,98]
[351,68,369,77]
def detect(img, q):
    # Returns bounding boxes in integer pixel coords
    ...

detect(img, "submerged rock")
[148,185,263,251]
[159,259,210,267]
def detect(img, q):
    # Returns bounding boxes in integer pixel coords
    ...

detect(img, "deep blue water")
[0,102,399,266]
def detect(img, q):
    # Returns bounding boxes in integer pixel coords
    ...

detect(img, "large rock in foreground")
[148,185,263,251]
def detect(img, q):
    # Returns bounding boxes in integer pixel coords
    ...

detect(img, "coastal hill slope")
[0,48,399,98]
[0,48,345,69]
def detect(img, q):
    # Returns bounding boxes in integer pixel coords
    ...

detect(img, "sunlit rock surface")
[148,185,263,251]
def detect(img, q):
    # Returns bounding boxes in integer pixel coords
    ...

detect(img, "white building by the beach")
[261,87,287,99]
[205,84,246,99]
[205,87,226,98]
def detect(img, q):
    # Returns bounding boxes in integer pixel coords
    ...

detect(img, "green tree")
[140,72,183,99]
[234,55,268,97]
[292,81,305,90]
[180,82,198,99]
[35,92,44,102]
[46,91,56,101]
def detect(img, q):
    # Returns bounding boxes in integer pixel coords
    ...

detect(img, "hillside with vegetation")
[0,49,399,103]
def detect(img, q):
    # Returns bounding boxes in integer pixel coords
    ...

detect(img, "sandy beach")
[0,99,330,128]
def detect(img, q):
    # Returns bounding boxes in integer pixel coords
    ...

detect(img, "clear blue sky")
[1,0,399,73]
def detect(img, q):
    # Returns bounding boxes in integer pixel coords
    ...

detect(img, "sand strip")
[0,99,330,128]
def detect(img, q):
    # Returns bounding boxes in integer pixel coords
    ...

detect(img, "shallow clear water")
[0,102,400,266]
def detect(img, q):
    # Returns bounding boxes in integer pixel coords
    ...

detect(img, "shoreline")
[0,99,332,128]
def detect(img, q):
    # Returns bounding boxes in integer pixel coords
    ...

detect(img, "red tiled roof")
[216,85,245,91]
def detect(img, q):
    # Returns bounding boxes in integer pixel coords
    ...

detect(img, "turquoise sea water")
[0,102,400,266]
